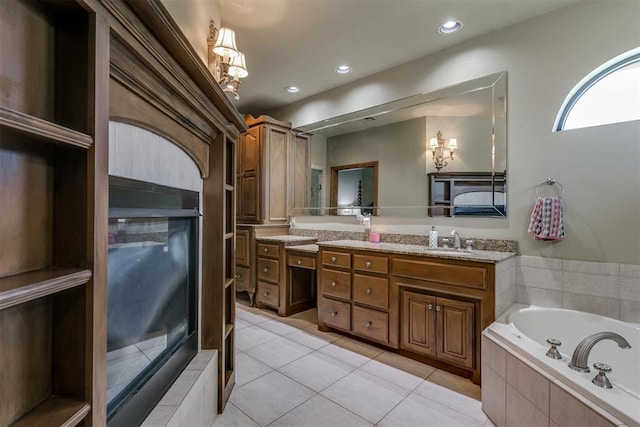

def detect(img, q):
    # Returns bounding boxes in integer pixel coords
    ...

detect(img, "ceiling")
[198,0,578,115]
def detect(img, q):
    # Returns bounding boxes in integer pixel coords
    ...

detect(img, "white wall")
[270,1,640,264]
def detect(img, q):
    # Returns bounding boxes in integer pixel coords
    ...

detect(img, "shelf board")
[224,232,234,240]
[0,106,94,150]
[225,184,234,192]
[12,395,90,427]
[224,278,234,289]
[0,268,92,310]
[224,323,234,338]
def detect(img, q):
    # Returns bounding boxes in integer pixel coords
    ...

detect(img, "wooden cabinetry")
[235,225,290,305]
[318,243,498,384]
[255,237,317,316]
[237,115,311,224]
[401,291,474,369]
[318,249,398,347]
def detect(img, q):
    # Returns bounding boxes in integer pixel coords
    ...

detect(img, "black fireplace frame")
[107,176,200,427]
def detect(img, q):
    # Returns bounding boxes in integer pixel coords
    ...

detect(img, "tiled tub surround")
[141,350,218,427]
[482,305,640,426]
[516,256,640,323]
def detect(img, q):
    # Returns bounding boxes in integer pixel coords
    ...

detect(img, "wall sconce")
[429,130,458,171]
[207,21,249,100]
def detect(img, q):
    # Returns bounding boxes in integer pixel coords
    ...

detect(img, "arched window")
[553,48,640,131]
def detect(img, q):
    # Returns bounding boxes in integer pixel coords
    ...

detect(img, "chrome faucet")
[568,332,631,373]
[450,230,461,250]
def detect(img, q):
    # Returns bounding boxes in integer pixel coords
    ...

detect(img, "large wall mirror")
[293,71,507,218]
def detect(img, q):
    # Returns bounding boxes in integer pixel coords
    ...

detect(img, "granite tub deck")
[316,240,516,263]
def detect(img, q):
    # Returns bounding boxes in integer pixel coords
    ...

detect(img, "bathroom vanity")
[317,240,515,384]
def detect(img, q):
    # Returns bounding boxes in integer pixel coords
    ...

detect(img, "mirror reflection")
[295,71,507,218]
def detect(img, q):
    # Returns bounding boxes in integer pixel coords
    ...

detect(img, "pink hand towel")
[528,196,565,241]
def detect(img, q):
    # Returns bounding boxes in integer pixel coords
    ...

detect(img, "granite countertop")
[285,244,319,254]
[256,235,317,245]
[317,240,515,263]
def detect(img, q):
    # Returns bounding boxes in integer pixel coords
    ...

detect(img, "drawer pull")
[264,292,269,297]
[436,305,441,312]
[236,274,240,279]
[263,267,269,273]
[331,311,338,317]
[428,304,433,310]
[366,321,372,328]
[331,281,336,287]
[331,256,337,262]
[263,247,268,253]
[297,259,302,265]
[365,288,372,295]
[365,261,372,268]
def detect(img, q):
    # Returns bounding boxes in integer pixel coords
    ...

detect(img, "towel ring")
[535,178,564,198]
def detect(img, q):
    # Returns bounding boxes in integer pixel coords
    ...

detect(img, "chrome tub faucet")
[568,332,631,373]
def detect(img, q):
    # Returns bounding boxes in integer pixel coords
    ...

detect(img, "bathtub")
[483,305,640,426]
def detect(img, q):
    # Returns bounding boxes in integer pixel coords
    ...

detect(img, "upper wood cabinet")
[237,115,310,224]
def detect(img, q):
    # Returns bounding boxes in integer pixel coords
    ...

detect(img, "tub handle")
[545,338,562,360]
[592,362,613,389]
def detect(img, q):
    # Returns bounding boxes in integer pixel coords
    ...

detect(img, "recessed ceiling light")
[335,65,352,74]
[438,20,463,35]
[285,86,300,93]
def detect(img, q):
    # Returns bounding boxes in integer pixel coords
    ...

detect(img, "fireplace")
[107,177,199,426]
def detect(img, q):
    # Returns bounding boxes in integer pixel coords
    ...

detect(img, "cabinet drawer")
[319,297,350,330]
[322,251,351,269]
[257,281,279,307]
[393,258,488,290]
[321,268,351,300]
[287,253,316,270]
[236,265,251,292]
[353,274,388,309]
[258,243,279,258]
[257,257,279,282]
[354,254,388,274]
[352,305,389,344]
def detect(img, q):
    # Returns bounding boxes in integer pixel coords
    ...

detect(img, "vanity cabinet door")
[436,296,474,369]
[401,290,436,358]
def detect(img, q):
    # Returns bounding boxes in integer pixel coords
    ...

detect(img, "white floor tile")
[378,392,484,427]
[358,358,424,391]
[278,351,355,392]
[258,319,301,336]
[320,369,410,424]
[245,336,313,369]
[213,402,260,427]
[413,379,487,422]
[268,394,372,427]
[235,325,279,352]
[235,352,273,386]
[230,371,315,426]
[317,343,373,368]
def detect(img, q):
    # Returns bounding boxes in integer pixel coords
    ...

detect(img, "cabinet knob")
[331,311,338,317]
[297,259,302,265]
[264,292,269,296]
[236,274,241,279]
[365,288,372,295]
[263,247,268,253]
[428,304,433,310]
[365,261,372,268]
[263,267,269,273]
[331,256,337,262]
[366,321,372,328]
[436,305,441,312]
[331,281,336,287]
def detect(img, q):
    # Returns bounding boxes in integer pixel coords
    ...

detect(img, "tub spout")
[568,332,631,373]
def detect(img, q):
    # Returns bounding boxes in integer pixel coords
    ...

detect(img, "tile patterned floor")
[213,302,495,427]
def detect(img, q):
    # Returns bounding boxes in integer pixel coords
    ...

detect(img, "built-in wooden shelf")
[224,232,234,240]
[224,323,233,338]
[224,278,234,289]
[0,268,92,310]
[11,395,90,427]
[0,106,94,150]
[225,184,233,192]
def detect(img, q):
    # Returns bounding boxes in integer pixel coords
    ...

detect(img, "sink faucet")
[569,332,631,373]
[450,230,461,250]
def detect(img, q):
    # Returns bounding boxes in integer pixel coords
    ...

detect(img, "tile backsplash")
[516,256,640,323]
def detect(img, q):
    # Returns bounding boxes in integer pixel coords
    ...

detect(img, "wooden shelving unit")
[0,1,108,425]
